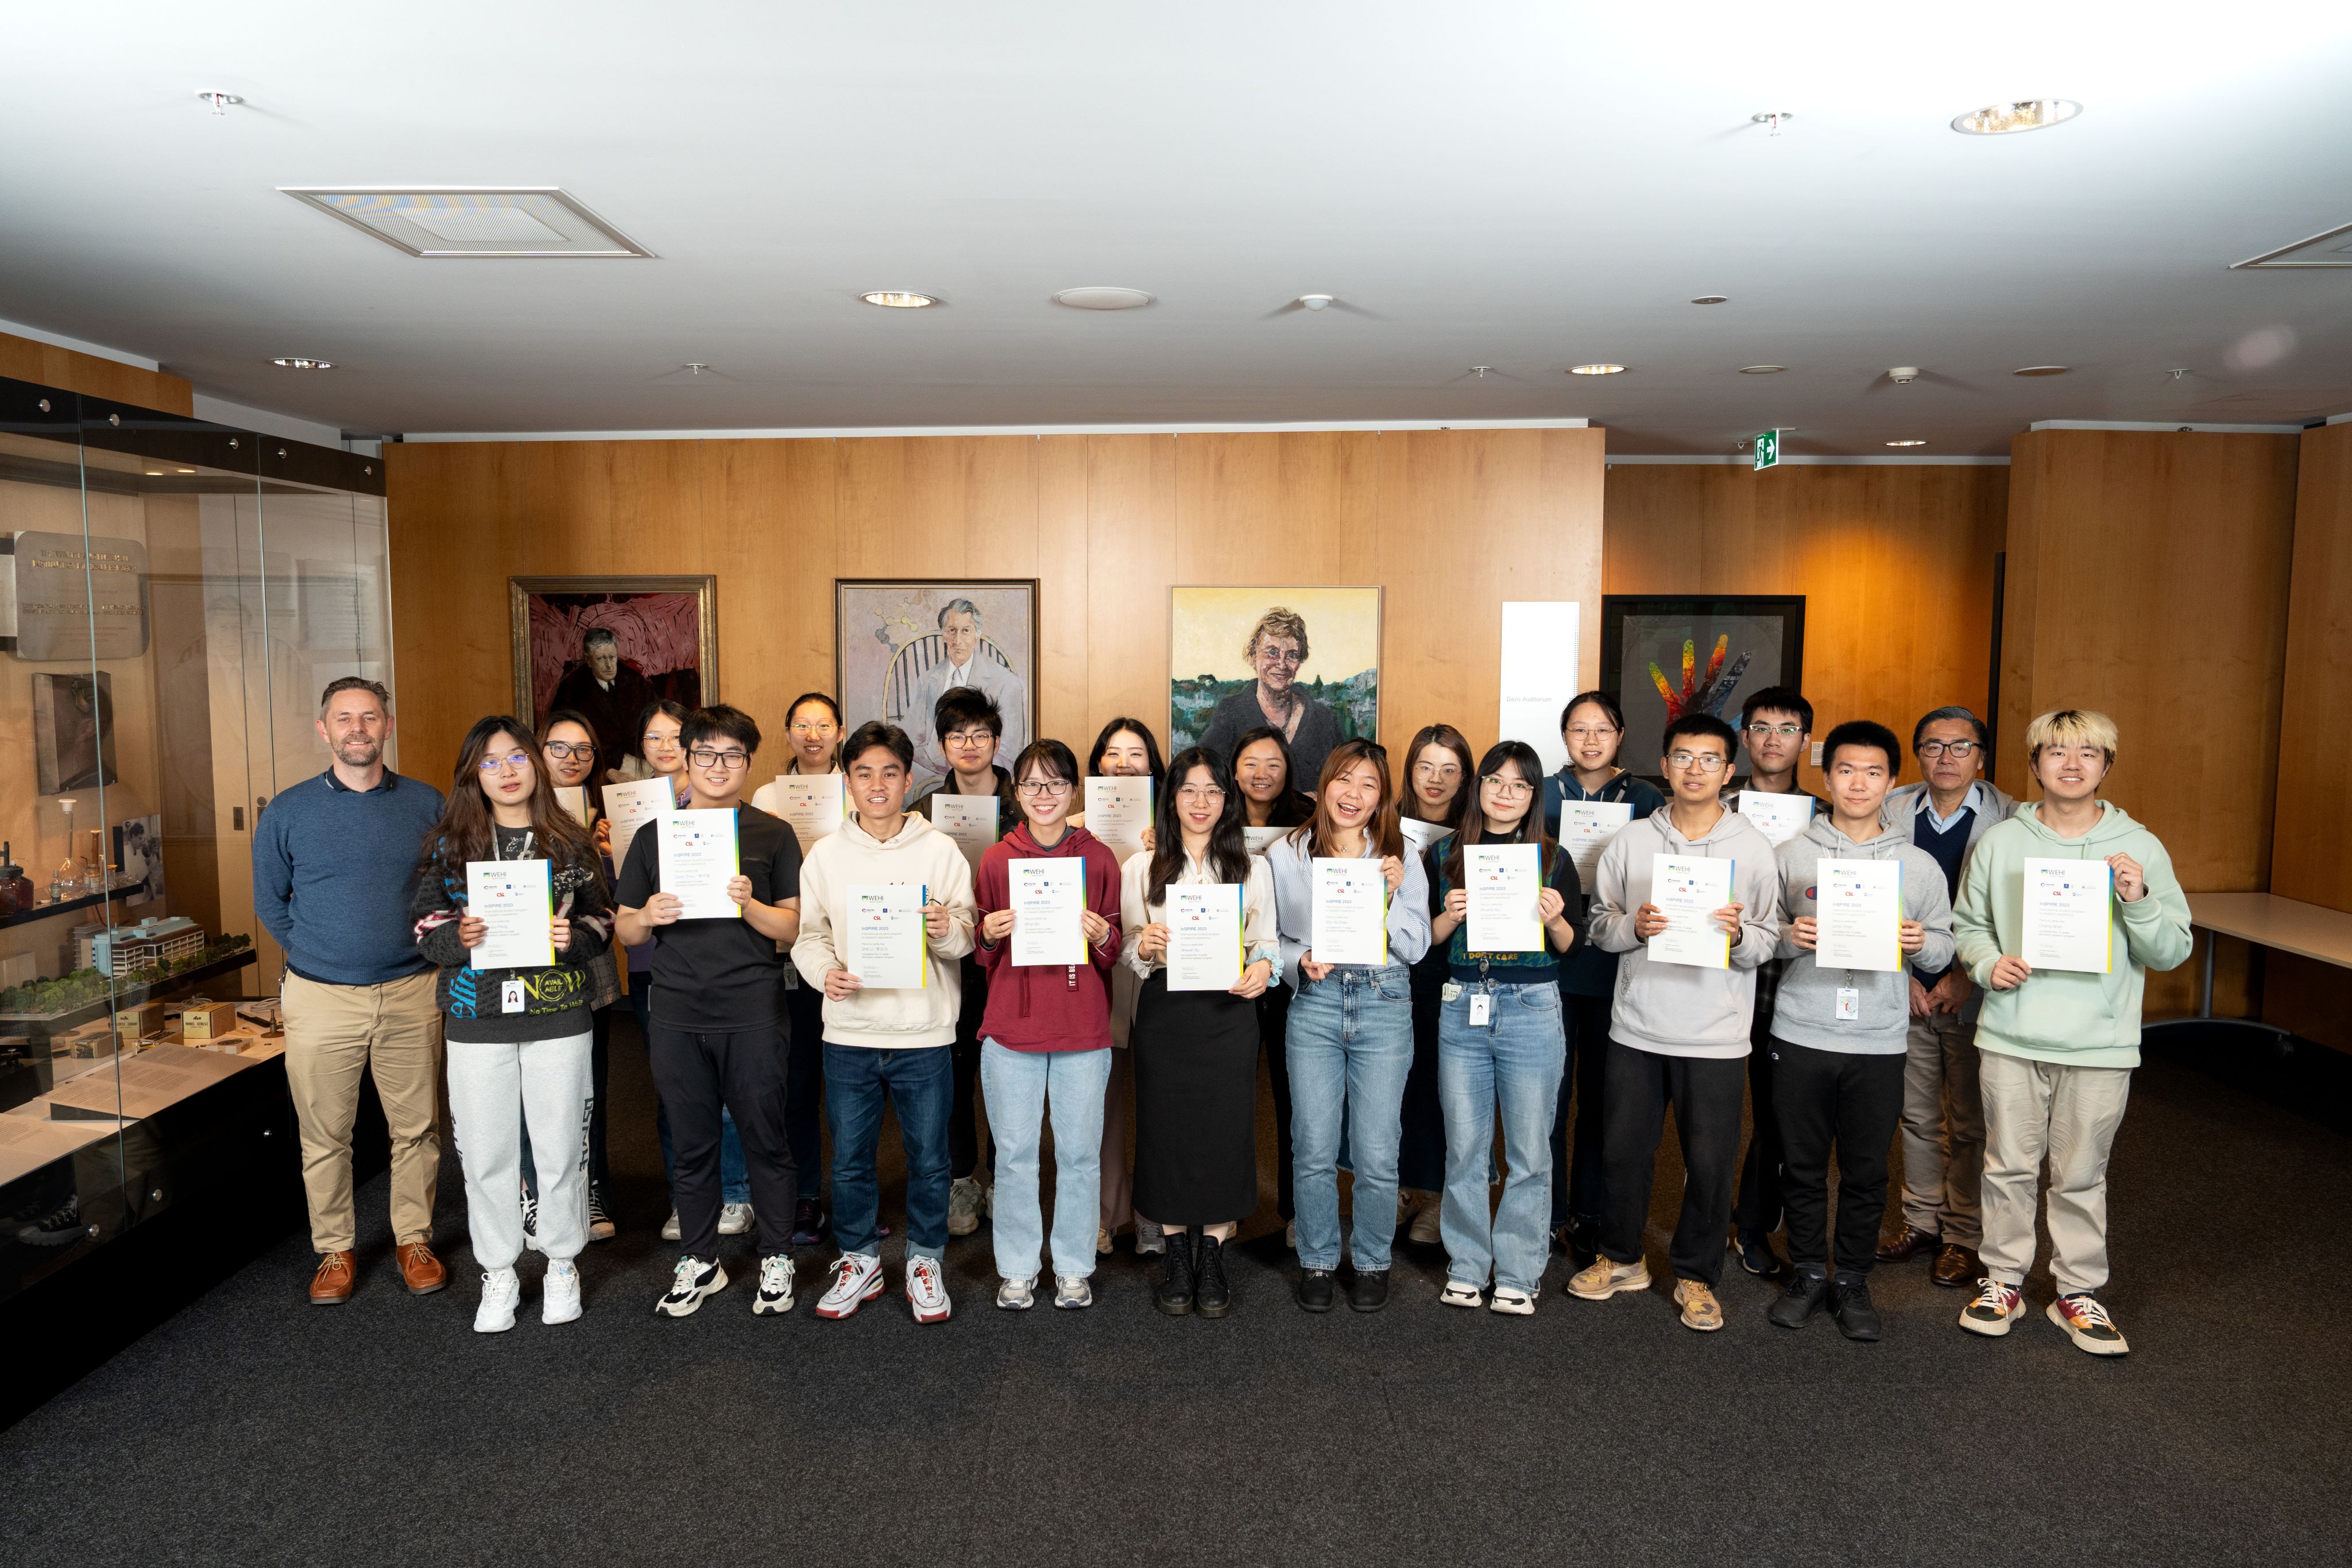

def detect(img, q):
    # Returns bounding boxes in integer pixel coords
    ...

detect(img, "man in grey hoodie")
[1765,720,1954,1341]
[1566,713,1782,1333]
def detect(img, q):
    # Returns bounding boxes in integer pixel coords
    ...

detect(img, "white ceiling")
[4,1,2350,454]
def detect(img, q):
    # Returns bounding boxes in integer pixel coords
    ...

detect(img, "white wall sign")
[1499,601,1579,774]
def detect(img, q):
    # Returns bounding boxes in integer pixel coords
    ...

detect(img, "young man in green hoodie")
[1951,709,2192,1356]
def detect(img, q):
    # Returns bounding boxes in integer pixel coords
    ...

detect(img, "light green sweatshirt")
[1951,800,2193,1070]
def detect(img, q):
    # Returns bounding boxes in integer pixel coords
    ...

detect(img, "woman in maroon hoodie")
[972,739,1126,1310]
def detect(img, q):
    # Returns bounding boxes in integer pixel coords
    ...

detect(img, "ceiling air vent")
[278,187,653,258]
[2231,220,2352,270]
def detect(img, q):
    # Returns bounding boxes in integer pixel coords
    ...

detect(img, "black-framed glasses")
[688,748,750,769]
[1015,779,1073,797]
[1917,740,1981,759]
[543,740,595,761]
[945,729,996,749]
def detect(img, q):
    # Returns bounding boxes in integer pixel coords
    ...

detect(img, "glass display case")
[0,373,393,1311]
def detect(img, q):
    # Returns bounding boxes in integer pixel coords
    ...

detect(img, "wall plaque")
[10,531,150,660]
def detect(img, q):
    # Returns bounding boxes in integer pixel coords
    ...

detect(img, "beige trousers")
[1898,1008,1986,1246]
[1977,1048,2133,1295]
[281,969,444,1253]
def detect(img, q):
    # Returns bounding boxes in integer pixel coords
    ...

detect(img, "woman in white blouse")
[1121,747,1279,1319]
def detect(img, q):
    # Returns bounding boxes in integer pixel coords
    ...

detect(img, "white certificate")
[1166,883,1243,992]
[603,777,676,874]
[1400,816,1453,858]
[466,861,553,970]
[1558,800,1633,889]
[1084,776,1153,865]
[553,786,590,828]
[771,774,845,854]
[1466,843,1545,954]
[2022,857,2113,974]
[1649,853,1734,969]
[1738,791,1815,847]
[1815,858,1902,973]
[1008,858,1084,966]
[843,884,928,989]
[931,793,1001,876]
[659,811,741,920]
[1243,825,1288,857]
[1310,857,1388,967]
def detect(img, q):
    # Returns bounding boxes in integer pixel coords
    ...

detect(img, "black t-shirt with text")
[616,803,802,1031]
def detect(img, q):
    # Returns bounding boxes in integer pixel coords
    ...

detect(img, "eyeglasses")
[543,740,595,761]
[1176,785,1227,803]
[1745,722,1804,739]
[1666,750,1730,772]
[1015,779,1073,797]
[643,731,680,748]
[945,729,996,749]
[1412,761,1461,780]
[1481,775,1534,799]
[688,748,751,769]
[1917,740,1981,759]
[1565,725,1619,741]
[788,721,838,737]
[1256,649,1305,666]
[477,752,531,775]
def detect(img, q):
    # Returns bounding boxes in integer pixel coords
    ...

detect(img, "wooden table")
[2152,892,2352,1039]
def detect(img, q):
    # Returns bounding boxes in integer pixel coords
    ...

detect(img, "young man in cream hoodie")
[792,722,978,1323]
[1568,713,1783,1332]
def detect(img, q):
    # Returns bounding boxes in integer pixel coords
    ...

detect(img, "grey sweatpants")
[447,1030,595,1271]
[1977,1049,2133,1295]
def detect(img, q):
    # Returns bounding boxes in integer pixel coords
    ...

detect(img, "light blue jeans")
[980,1039,1115,1282]
[1438,981,1566,1294]
[1286,962,1414,1272]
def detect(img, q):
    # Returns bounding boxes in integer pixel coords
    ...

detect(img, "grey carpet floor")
[3,1024,2346,1567]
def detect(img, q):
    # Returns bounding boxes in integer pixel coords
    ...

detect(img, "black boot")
[1154,1230,1196,1317]
[1194,1233,1232,1319]
[1348,1268,1390,1313]
[1829,1272,1882,1342]
[1296,1267,1336,1313]
[1769,1265,1829,1329]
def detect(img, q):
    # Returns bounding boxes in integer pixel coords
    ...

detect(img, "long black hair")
[421,714,601,886]
[1231,723,1314,826]
[1147,748,1252,905]
[1444,739,1553,885]
[1088,717,1166,787]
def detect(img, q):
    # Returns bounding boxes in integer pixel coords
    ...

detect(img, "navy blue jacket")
[253,769,444,986]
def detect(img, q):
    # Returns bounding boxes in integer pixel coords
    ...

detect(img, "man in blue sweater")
[252,677,447,1304]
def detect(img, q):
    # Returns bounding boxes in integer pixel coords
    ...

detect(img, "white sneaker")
[907,1254,952,1323]
[541,1259,583,1325]
[1408,1192,1443,1247]
[997,1275,1037,1310]
[948,1176,985,1237]
[1053,1274,1094,1310]
[1438,1279,1484,1309]
[661,1210,682,1242]
[653,1255,728,1318]
[1489,1285,1538,1316]
[815,1253,885,1320]
[474,1268,521,1333]
[718,1201,755,1236]
[1135,1217,1166,1256]
[753,1253,795,1315]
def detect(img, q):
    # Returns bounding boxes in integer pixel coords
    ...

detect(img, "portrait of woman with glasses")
[1197,606,1345,796]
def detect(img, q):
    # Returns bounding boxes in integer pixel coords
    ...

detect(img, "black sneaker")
[1295,1267,1336,1313]
[586,1183,615,1243]
[1194,1234,1231,1319]
[1736,1230,1788,1280]
[654,1255,729,1318]
[1769,1265,1829,1329]
[790,1198,825,1250]
[1155,1232,1196,1317]
[16,1195,83,1247]
[1348,1269,1390,1313]
[1564,1215,1600,1269]
[1829,1273,1882,1342]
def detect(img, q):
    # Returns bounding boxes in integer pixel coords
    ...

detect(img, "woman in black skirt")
[1121,746,1281,1318]
[1231,724,1314,1248]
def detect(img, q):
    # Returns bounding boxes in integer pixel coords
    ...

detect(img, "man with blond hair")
[1950,709,2191,1356]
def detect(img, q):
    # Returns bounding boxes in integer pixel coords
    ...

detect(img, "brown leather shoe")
[396,1241,448,1296]
[310,1250,357,1305]
[1932,1242,1982,1288]
[1874,1223,1939,1265]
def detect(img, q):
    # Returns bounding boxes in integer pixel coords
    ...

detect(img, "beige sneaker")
[948,1176,984,1238]
[1673,1277,1724,1331]
[1407,1190,1442,1246]
[1567,1255,1651,1300]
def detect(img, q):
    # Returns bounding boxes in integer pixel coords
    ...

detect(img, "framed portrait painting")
[1599,594,1805,779]
[1170,586,1381,793]
[835,579,1039,788]
[509,576,718,783]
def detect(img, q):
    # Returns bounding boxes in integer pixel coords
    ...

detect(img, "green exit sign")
[1753,429,1780,471]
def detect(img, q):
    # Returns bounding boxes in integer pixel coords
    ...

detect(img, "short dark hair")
[934,684,1003,740]
[1011,738,1079,787]
[1822,719,1900,773]
[1560,690,1624,733]
[319,675,389,714]
[682,704,760,754]
[844,721,914,772]
[1662,712,1738,757]
[1740,685,1813,732]
[1912,705,1989,753]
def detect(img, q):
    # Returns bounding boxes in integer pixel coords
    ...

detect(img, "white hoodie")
[791,811,977,1049]
[1588,804,1784,1058]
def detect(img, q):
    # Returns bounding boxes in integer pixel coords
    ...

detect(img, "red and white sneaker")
[1959,1277,2025,1337]
[814,1253,885,1320]
[2048,1292,2130,1356]
[907,1254,952,1324]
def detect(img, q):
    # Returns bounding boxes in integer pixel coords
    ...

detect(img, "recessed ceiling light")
[1053,286,1155,311]
[271,357,333,370]
[1569,363,1626,375]
[1739,365,1786,374]
[861,291,938,308]
[1952,99,2082,135]
[2013,365,2071,377]
[1690,295,1730,305]
[1886,439,1929,447]
[145,470,163,476]
[279,187,653,259]
[176,468,195,474]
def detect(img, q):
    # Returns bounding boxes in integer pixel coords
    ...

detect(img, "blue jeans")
[825,1043,953,1260]
[635,985,748,1206]
[980,1039,1113,1281]
[1438,981,1566,1293]
[1286,962,1414,1272]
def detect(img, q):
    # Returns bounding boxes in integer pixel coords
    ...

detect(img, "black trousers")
[948,956,996,1181]
[1599,1042,1747,1288]
[1734,961,1786,1241]
[1257,982,1297,1221]
[1770,1039,1905,1276]
[647,1021,798,1260]
[784,981,826,1203]
[1548,990,1612,1229]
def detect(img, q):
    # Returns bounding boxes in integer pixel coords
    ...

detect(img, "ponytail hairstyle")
[1445,739,1552,885]
[1147,748,1252,905]
[1290,738,1402,861]
[421,715,602,889]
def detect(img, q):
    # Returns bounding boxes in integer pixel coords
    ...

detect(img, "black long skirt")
[1132,969,1261,1225]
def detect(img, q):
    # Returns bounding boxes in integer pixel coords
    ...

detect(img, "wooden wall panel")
[0,328,193,416]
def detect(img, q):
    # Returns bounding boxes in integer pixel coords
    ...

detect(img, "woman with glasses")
[1082,718,1167,1256]
[1198,606,1345,795]
[1426,741,1586,1313]
[1231,724,1314,1244]
[1398,723,1476,1247]
[1538,691,1665,1265]
[412,717,613,1331]
[1264,740,1432,1312]
[969,740,1124,1310]
[1123,748,1279,1318]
